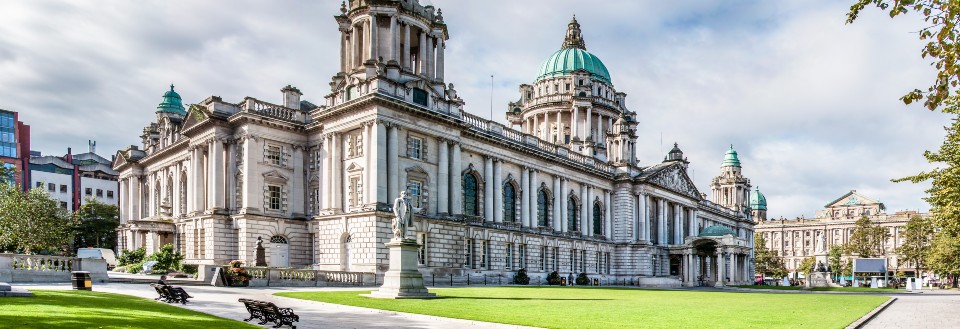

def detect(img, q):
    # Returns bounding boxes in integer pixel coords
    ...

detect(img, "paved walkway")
[862,290,960,328]
[18,283,539,329]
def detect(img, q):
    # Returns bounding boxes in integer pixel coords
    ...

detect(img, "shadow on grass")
[435,296,613,301]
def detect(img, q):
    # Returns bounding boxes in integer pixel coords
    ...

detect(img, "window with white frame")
[539,246,546,271]
[348,176,362,207]
[266,145,282,166]
[596,251,602,273]
[465,238,474,268]
[553,247,559,271]
[505,243,513,270]
[580,250,586,273]
[347,132,363,158]
[481,240,489,269]
[407,180,424,208]
[407,135,425,160]
[518,244,527,270]
[417,233,427,265]
[267,185,282,211]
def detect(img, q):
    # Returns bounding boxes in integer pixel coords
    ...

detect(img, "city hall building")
[114,0,758,286]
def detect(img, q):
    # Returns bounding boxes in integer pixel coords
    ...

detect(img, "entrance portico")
[676,225,753,287]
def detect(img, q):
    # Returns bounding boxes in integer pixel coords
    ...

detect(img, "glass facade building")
[0,110,16,158]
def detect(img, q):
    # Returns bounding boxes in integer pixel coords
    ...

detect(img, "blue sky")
[0,0,946,218]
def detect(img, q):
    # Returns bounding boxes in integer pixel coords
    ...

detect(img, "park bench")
[150,283,192,304]
[238,298,299,329]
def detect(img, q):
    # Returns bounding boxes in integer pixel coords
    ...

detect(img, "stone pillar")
[520,167,530,227]
[493,159,503,223]
[436,38,444,81]
[604,190,612,238]
[674,204,682,244]
[530,169,539,227]
[292,146,304,216]
[389,15,397,62]
[554,110,562,143]
[130,175,140,221]
[533,114,540,139]
[641,193,649,241]
[323,135,333,210]
[340,30,348,72]
[692,209,699,236]
[403,23,411,70]
[437,140,449,214]
[585,107,593,142]
[450,143,462,215]
[387,125,399,204]
[572,107,579,139]
[376,122,388,205]
[425,35,434,80]
[585,186,593,235]
[350,25,359,69]
[365,123,376,205]
[658,199,666,246]
[369,15,378,61]
[558,178,567,231]
[209,139,224,211]
[418,31,426,75]
[715,249,726,287]
[484,156,494,222]
[579,184,587,235]
[332,133,343,211]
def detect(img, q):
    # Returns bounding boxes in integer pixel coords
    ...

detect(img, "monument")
[364,191,436,299]
[255,236,267,267]
[805,231,841,288]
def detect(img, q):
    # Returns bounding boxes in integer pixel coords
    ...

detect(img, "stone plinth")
[805,272,840,288]
[364,239,436,299]
[0,282,33,297]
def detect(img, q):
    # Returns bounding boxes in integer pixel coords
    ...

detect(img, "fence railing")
[422,273,665,287]
[1,253,107,283]
[10,255,75,272]
[231,266,373,287]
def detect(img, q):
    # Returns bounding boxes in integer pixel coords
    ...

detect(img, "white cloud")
[0,0,946,218]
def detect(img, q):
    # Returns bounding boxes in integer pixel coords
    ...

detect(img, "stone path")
[19,283,539,329]
[862,291,960,329]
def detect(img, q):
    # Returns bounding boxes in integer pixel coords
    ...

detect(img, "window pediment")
[262,170,288,183]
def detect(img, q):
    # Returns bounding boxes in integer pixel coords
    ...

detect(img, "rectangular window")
[407,180,423,208]
[465,239,474,268]
[570,249,576,272]
[107,191,114,198]
[60,201,67,209]
[407,136,424,160]
[596,251,602,273]
[605,253,611,274]
[48,183,55,192]
[349,176,362,207]
[96,189,103,197]
[412,88,428,106]
[417,233,427,266]
[266,145,282,166]
[267,185,282,210]
[581,250,586,273]
[553,248,559,271]
[85,188,92,196]
[505,243,513,270]
[519,244,527,270]
[35,182,41,188]
[540,246,546,272]
[481,240,489,269]
[60,185,67,193]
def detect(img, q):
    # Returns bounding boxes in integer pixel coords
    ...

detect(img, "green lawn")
[0,290,259,329]
[278,287,888,329]
[733,285,900,293]
[733,285,802,290]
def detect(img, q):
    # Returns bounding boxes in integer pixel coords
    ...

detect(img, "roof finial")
[170,83,175,91]
[562,15,586,50]
[340,1,347,14]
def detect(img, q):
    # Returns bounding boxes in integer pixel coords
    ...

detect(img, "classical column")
[484,156,494,222]
[332,133,343,211]
[130,175,141,220]
[350,24,359,69]
[585,107,593,142]
[389,15,397,61]
[604,190,612,238]
[425,35,434,80]
[532,114,540,139]
[376,122,388,204]
[531,169,539,227]
[369,15,378,60]
[641,193,649,241]
[450,143,463,215]
[586,186,594,235]
[493,159,503,223]
[580,184,588,235]
[598,114,604,140]
[674,204,682,244]
[365,124,375,205]
[403,23,411,69]
[340,30,348,72]
[658,199,666,246]
[558,178,567,231]
[555,110,562,143]
[692,209,700,236]
[418,31,427,75]
[292,146,304,215]
[572,107,579,139]
[209,139,224,210]
[322,135,332,209]
[716,249,726,287]
[436,37,445,81]
[387,125,399,202]
[551,175,560,229]
[520,167,530,227]
[438,139,449,214]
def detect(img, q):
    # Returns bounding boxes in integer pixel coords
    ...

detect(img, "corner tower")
[710,145,751,215]
[508,16,633,161]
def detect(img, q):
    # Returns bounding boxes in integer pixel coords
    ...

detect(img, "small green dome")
[722,144,741,167]
[536,47,611,84]
[156,84,186,115]
[750,187,767,210]
[699,225,736,237]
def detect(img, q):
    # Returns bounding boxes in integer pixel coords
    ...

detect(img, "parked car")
[77,248,117,268]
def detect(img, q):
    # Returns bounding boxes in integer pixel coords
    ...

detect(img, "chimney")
[65,147,73,163]
[281,85,302,109]
[89,140,96,153]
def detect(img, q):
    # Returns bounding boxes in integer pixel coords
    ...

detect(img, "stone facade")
[754,190,929,278]
[113,0,756,286]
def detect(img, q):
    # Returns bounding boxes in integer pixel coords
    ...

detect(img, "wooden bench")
[150,283,192,304]
[238,298,299,328]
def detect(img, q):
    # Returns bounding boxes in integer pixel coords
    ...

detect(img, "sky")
[0,0,948,218]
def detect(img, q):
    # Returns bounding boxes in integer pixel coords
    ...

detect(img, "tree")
[846,216,890,258]
[0,184,74,253]
[798,256,816,280]
[849,0,960,279]
[753,232,788,280]
[895,215,935,275]
[828,245,846,280]
[73,198,120,251]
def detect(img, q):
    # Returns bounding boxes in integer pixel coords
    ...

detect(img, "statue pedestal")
[805,272,841,288]
[364,239,436,299]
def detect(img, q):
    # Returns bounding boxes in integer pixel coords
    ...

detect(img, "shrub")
[127,262,144,274]
[181,264,199,275]
[576,273,589,285]
[117,247,146,266]
[145,244,183,273]
[513,268,530,285]
[546,271,561,285]
[112,265,127,273]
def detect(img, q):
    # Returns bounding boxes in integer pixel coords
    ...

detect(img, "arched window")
[503,183,517,223]
[537,189,550,227]
[567,196,579,232]
[463,173,479,216]
[593,202,602,235]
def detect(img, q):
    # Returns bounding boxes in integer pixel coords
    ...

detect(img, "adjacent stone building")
[114,0,757,287]
[754,190,928,278]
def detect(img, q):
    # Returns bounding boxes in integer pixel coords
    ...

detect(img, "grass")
[733,285,901,292]
[278,286,888,329]
[0,290,259,329]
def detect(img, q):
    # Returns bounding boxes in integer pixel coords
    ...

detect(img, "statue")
[392,191,413,240]
[816,261,826,273]
[255,236,267,267]
[815,231,826,254]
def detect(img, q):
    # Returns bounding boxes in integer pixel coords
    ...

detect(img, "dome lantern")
[156,84,186,115]
[722,144,741,167]
[535,16,611,84]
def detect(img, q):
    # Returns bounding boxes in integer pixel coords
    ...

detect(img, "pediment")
[112,151,129,169]
[824,191,880,208]
[645,163,702,200]
[346,162,364,172]
[405,165,428,175]
[180,105,207,130]
[262,170,288,183]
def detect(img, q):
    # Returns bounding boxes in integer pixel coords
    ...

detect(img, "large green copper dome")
[156,84,186,115]
[722,145,741,167]
[750,187,767,210]
[535,16,612,84]
[537,47,611,84]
